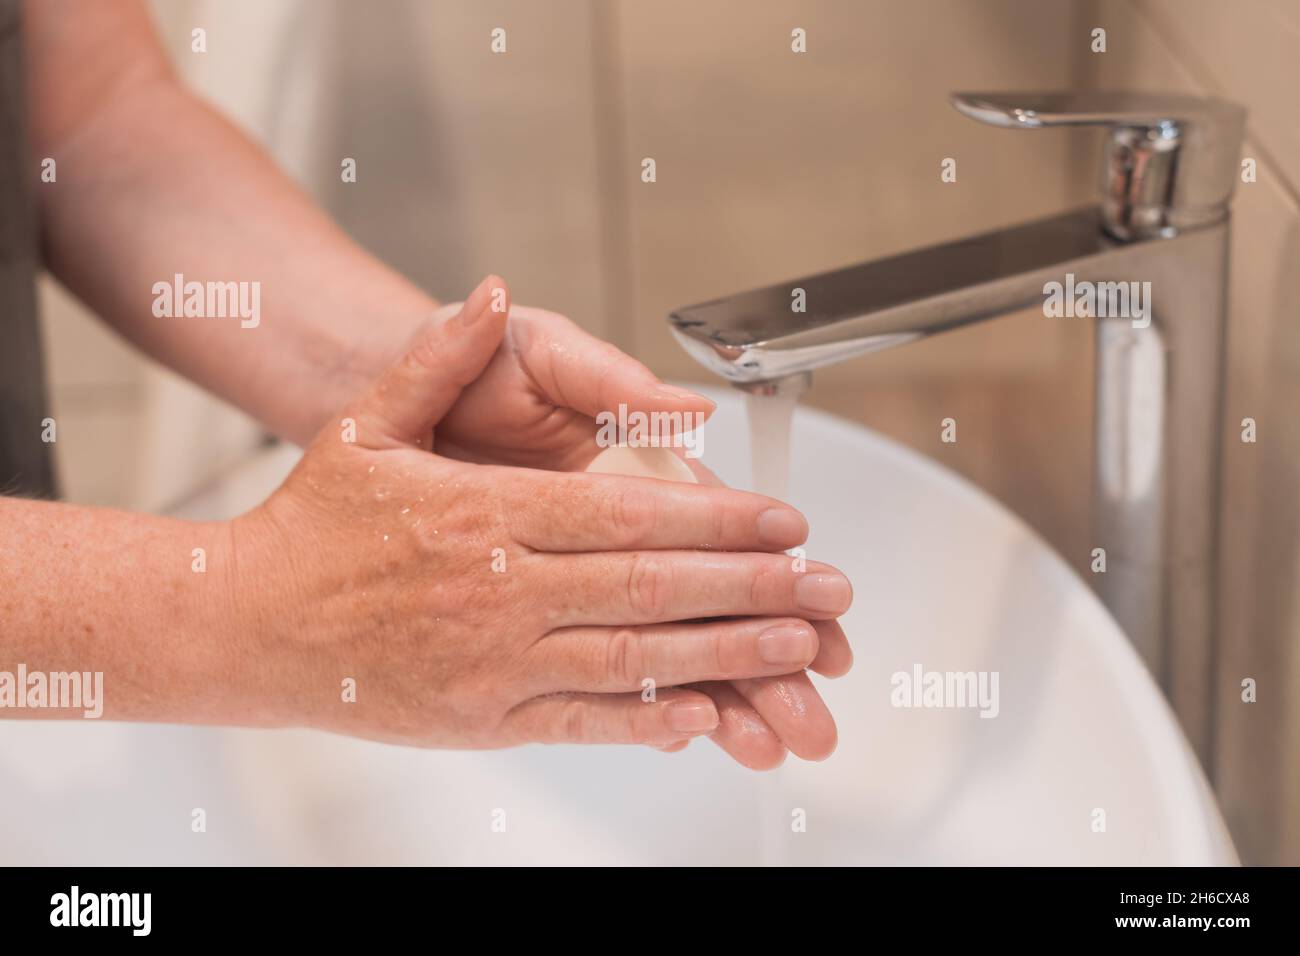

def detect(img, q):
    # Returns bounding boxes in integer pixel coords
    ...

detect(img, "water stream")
[741,387,801,866]
[743,388,798,499]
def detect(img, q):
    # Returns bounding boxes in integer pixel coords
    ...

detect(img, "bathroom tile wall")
[1080,0,1300,866]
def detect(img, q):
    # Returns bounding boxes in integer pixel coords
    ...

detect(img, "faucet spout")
[669,208,1123,383]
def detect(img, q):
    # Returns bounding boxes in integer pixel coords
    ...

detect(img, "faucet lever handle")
[951,92,1246,240]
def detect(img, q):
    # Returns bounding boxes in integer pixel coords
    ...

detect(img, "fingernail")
[666,700,719,734]
[757,507,807,547]
[795,573,853,615]
[459,276,498,327]
[758,624,815,665]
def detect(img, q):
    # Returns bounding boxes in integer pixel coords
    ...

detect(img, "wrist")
[198,511,299,728]
[213,496,348,731]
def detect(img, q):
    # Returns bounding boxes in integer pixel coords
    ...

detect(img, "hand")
[433,301,715,472]
[225,277,853,751]
[682,459,854,770]
[420,286,854,768]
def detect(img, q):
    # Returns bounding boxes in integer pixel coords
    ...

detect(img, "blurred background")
[36,0,1300,864]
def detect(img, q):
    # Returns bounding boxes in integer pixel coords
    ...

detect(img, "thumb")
[353,275,509,449]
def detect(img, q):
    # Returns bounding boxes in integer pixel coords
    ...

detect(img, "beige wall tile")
[40,406,145,508]
[613,0,1097,385]
[38,274,149,508]
[1133,0,1300,192]
[38,277,144,392]
[1092,0,1300,865]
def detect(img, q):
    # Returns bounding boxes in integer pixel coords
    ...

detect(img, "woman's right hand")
[221,277,853,751]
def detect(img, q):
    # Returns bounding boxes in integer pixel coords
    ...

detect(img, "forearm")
[26,0,431,444]
[0,496,251,724]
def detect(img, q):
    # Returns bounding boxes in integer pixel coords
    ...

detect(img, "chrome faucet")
[668,92,1246,769]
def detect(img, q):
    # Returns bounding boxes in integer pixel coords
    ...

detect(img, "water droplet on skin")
[368,465,376,475]
[723,708,767,736]
[772,679,807,719]
[400,507,410,515]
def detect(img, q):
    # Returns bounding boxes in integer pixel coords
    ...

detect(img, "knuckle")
[558,697,590,743]
[593,349,622,400]
[502,476,546,543]
[405,325,443,372]
[626,552,670,619]
[609,485,657,543]
[604,628,641,688]
[748,558,775,610]
[710,499,729,549]
[707,627,733,676]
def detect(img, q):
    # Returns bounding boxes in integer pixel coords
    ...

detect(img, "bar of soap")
[585,446,698,484]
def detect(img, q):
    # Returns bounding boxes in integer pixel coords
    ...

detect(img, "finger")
[680,454,798,555]
[528,618,818,694]
[542,550,853,626]
[732,672,838,761]
[509,306,716,426]
[504,687,719,746]
[350,275,509,449]
[651,740,691,753]
[509,470,808,552]
[694,681,787,771]
[810,619,853,678]
[687,460,852,677]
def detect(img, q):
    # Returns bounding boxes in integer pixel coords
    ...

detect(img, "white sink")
[0,388,1235,865]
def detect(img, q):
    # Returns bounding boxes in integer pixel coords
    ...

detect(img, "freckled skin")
[201,282,853,753]
[11,0,853,759]
[0,276,851,759]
